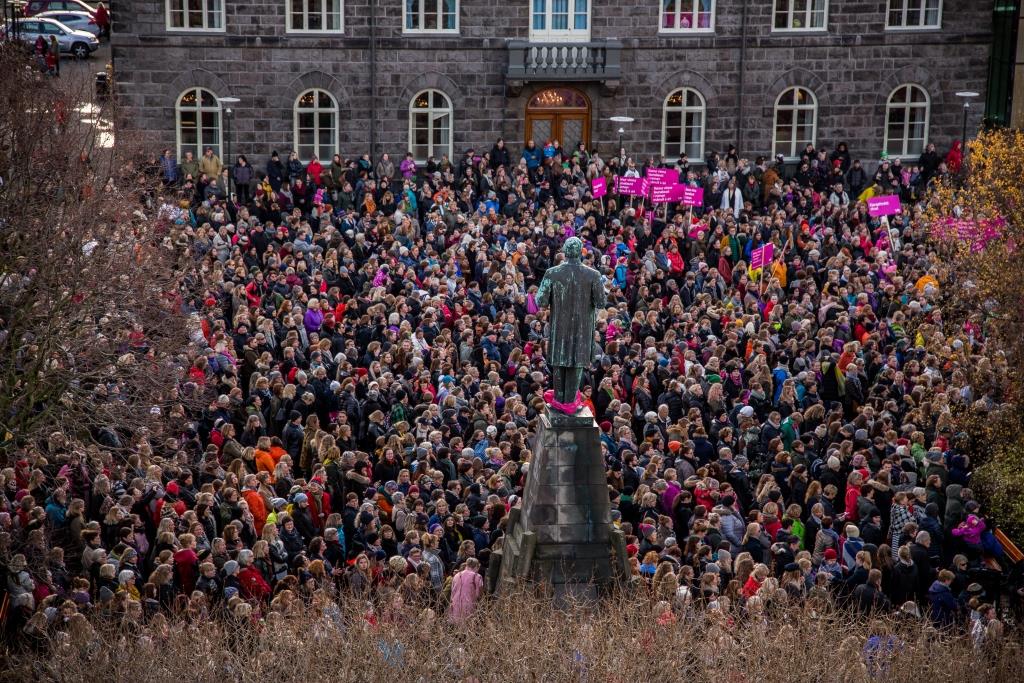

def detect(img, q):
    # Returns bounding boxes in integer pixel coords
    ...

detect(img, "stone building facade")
[112,0,994,165]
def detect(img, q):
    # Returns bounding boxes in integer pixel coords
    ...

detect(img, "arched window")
[294,89,338,161]
[409,89,453,162]
[773,86,817,160]
[884,84,930,158]
[661,87,705,160]
[176,87,221,160]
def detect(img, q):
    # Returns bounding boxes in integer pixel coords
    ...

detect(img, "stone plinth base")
[495,408,627,602]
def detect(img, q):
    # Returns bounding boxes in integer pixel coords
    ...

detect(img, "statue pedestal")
[495,408,628,603]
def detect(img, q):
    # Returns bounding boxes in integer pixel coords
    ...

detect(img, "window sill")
[527,33,592,42]
[770,28,829,34]
[165,27,227,33]
[285,29,346,35]
[658,28,715,35]
[402,29,461,36]
[883,25,942,32]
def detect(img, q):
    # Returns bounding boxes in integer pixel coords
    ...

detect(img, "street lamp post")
[218,96,240,195]
[609,115,634,164]
[955,91,979,153]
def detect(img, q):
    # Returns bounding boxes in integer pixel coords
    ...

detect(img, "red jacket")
[173,548,199,594]
[307,490,331,533]
[238,566,271,602]
[844,484,860,522]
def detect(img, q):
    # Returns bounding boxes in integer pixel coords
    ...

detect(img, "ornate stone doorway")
[525,86,591,150]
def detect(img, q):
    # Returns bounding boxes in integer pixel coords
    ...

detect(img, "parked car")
[3,17,99,58]
[36,10,98,35]
[22,0,95,17]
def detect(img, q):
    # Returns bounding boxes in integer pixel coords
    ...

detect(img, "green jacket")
[180,158,200,181]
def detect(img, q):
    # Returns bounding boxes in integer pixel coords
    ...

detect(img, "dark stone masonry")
[112,0,993,163]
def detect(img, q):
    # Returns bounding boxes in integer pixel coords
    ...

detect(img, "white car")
[4,17,99,58]
[36,10,99,35]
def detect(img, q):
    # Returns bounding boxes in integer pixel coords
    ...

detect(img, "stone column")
[496,408,627,603]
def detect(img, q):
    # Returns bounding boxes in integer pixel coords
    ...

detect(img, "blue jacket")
[45,498,67,527]
[927,580,959,628]
[521,146,543,169]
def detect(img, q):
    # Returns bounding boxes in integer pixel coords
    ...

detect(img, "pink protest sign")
[867,194,901,217]
[645,167,675,184]
[592,177,607,198]
[614,176,648,196]
[750,243,775,270]
[681,185,703,207]
[645,209,657,222]
[649,183,681,204]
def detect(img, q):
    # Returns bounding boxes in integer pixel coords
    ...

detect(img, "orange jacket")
[254,449,278,482]
[242,489,268,535]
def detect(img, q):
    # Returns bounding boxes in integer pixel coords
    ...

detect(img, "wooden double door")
[524,87,591,150]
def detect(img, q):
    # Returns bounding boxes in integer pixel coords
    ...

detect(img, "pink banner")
[649,183,683,204]
[681,186,704,207]
[645,167,675,184]
[750,243,775,270]
[614,176,648,196]
[645,209,657,222]
[688,224,706,239]
[592,177,607,198]
[867,194,901,217]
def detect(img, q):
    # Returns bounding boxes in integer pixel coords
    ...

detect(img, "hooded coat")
[944,484,964,530]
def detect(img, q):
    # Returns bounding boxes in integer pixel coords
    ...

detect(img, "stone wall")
[112,0,993,164]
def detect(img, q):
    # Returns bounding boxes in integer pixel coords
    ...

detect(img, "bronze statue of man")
[535,237,607,407]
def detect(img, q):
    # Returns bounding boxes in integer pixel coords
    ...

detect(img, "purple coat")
[303,308,324,334]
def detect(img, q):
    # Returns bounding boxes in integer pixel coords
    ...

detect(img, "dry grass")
[5,586,1019,683]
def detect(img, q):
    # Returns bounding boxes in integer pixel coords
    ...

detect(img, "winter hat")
[294,493,308,505]
[827,456,841,471]
[845,525,860,538]
[824,549,838,561]
[223,560,240,576]
[851,454,867,468]
[271,498,287,510]
[98,587,115,603]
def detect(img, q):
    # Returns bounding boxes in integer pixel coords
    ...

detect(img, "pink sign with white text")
[680,185,703,207]
[592,176,607,198]
[614,176,648,196]
[645,167,675,184]
[867,194,901,217]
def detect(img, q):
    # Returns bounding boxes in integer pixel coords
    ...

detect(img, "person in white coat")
[721,178,743,218]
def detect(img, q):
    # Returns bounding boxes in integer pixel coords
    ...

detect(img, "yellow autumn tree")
[928,129,1024,536]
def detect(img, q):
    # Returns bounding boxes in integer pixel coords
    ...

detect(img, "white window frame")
[294,89,339,163]
[884,84,930,159]
[885,0,941,29]
[771,0,827,32]
[403,0,459,34]
[661,88,706,161]
[165,0,225,32]
[529,0,591,42]
[659,0,715,34]
[175,87,222,161]
[408,89,453,164]
[286,0,344,33]
[772,86,817,161]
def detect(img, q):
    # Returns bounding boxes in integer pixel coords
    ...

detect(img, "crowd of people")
[1,132,1015,654]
